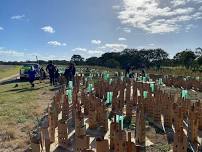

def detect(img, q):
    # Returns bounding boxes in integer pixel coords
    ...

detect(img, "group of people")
[45,61,60,86]
[27,61,76,87]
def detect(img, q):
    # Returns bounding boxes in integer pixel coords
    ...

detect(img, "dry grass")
[148,67,202,79]
[0,80,54,151]
[0,65,20,79]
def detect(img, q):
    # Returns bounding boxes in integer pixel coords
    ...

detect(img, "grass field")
[0,65,20,80]
[0,80,54,152]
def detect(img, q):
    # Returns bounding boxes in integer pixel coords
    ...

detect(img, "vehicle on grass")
[20,63,41,80]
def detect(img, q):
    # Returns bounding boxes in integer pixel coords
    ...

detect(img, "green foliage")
[85,57,99,65]
[173,49,196,68]
[197,56,202,65]
[104,59,120,68]
[71,54,84,65]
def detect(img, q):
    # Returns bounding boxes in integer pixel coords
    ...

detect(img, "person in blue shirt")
[28,68,36,87]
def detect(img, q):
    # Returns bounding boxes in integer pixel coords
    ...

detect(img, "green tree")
[85,57,99,65]
[71,54,84,65]
[197,56,202,65]
[173,49,196,68]
[104,59,120,68]
[195,47,202,57]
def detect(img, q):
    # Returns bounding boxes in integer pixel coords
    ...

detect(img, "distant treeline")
[1,48,202,71]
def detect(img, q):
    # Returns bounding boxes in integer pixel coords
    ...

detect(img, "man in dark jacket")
[125,63,130,76]
[64,63,76,87]
[46,61,56,85]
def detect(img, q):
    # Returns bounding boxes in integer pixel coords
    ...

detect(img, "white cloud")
[71,47,104,58]
[91,40,102,45]
[117,27,131,33]
[72,38,128,58]
[0,27,4,30]
[116,0,202,33]
[62,43,67,46]
[171,0,202,7]
[148,43,155,46]
[104,43,127,52]
[137,46,145,49]
[72,42,127,58]
[171,0,187,7]
[112,5,121,10]
[0,50,25,57]
[185,24,196,32]
[87,50,104,55]
[0,48,70,61]
[11,14,25,20]
[48,41,66,47]
[123,27,131,33]
[118,37,127,41]
[72,48,87,52]
[41,26,55,33]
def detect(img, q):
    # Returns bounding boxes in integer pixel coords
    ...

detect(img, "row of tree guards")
[67,71,189,104]
[64,70,189,131]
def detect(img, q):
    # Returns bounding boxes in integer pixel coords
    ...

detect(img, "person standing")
[46,61,56,85]
[141,63,146,77]
[40,67,46,81]
[28,68,36,87]
[54,66,60,85]
[64,62,76,87]
[125,63,130,77]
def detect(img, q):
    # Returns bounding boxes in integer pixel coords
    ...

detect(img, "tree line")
[72,48,202,71]
[1,48,202,71]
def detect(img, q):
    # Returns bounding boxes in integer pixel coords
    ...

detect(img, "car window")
[22,65,32,69]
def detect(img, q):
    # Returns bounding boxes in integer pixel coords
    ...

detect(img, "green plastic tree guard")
[106,92,113,104]
[150,83,155,92]
[158,78,163,85]
[68,81,73,89]
[181,90,188,99]
[88,84,93,92]
[109,78,113,85]
[143,77,146,82]
[121,76,124,81]
[143,91,148,99]
[116,115,124,129]
[138,76,142,81]
[66,89,72,104]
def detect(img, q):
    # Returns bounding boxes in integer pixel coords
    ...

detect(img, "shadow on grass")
[2,86,46,93]
[0,79,21,85]
[0,78,49,85]
[49,85,61,91]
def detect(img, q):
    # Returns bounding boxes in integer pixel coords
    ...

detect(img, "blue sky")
[0,0,202,61]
